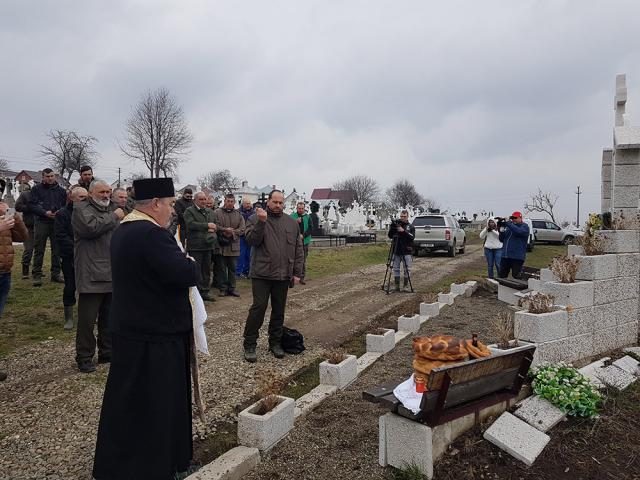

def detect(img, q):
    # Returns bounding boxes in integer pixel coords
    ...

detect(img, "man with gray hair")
[183,191,217,301]
[72,179,124,373]
[111,187,131,213]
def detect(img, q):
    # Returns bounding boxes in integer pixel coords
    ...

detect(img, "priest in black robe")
[93,178,199,480]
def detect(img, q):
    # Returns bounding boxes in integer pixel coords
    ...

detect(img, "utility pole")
[575,185,581,227]
[117,167,121,188]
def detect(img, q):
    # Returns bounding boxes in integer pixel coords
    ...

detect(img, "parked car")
[530,219,576,244]
[412,214,466,257]
[524,218,535,252]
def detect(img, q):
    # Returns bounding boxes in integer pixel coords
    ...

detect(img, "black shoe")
[218,291,227,297]
[51,275,64,284]
[21,266,29,280]
[244,347,257,363]
[227,290,240,297]
[269,344,285,359]
[201,293,216,302]
[32,277,43,287]
[97,356,111,364]
[78,360,96,373]
[0,370,7,382]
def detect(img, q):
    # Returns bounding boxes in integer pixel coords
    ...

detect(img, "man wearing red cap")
[498,211,530,279]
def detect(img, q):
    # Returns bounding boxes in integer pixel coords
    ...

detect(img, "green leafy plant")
[530,362,601,417]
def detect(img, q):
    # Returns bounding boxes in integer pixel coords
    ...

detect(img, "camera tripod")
[381,235,414,294]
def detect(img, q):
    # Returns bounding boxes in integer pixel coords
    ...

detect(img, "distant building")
[310,188,357,208]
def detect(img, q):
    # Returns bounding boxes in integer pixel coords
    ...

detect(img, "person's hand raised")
[113,208,125,220]
[0,216,15,232]
[256,208,267,222]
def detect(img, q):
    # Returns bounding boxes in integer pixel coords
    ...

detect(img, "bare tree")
[0,158,9,173]
[120,88,193,178]
[197,169,240,193]
[421,197,440,211]
[39,130,98,181]
[524,188,559,223]
[332,175,381,205]
[386,179,425,208]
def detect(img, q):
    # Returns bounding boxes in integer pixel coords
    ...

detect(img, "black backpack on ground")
[281,327,305,354]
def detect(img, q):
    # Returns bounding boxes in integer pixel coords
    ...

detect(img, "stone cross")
[615,73,628,127]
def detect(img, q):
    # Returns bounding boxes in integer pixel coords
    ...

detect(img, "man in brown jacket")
[212,193,245,297]
[243,190,304,362]
[72,179,124,373]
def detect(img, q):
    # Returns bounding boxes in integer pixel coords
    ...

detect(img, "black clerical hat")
[132,178,175,200]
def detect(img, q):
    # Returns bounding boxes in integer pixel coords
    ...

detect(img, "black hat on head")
[132,178,175,200]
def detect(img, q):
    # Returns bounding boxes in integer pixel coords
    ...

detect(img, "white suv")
[530,219,575,245]
[412,214,466,257]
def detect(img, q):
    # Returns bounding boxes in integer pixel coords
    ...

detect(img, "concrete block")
[574,254,618,280]
[533,334,592,365]
[294,384,337,419]
[594,304,618,329]
[613,355,640,376]
[398,314,421,333]
[319,355,357,389]
[567,306,595,336]
[539,268,558,282]
[366,329,395,354]
[395,330,411,344]
[430,413,475,461]
[578,357,610,388]
[614,137,640,153]
[617,253,640,277]
[485,278,499,293]
[420,302,439,317]
[379,414,387,467]
[488,340,536,358]
[237,396,295,451]
[498,284,520,306]
[418,315,429,325]
[465,280,478,294]
[538,280,594,308]
[528,278,542,291]
[567,245,585,256]
[483,412,550,466]
[185,446,260,480]
[595,230,640,254]
[382,413,433,478]
[612,185,640,209]
[624,346,640,356]
[592,327,619,356]
[617,321,639,347]
[356,352,382,374]
[450,282,467,296]
[514,310,568,343]
[613,164,640,185]
[595,365,637,390]
[596,276,640,304]
[513,395,566,433]
[438,292,455,305]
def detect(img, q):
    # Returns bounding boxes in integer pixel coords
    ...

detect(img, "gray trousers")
[243,278,290,348]
[75,292,112,363]
[392,254,412,278]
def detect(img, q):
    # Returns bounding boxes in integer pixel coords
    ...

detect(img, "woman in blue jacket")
[498,211,530,279]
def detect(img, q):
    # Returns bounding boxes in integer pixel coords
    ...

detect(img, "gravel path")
[0,245,483,480]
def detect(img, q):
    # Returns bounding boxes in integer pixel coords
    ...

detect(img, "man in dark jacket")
[290,201,312,284]
[75,165,94,190]
[54,187,87,330]
[498,211,530,279]
[29,168,68,286]
[235,197,255,278]
[387,210,415,292]
[184,192,217,301]
[243,190,304,362]
[212,193,245,297]
[72,180,124,373]
[15,184,35,279]
[174,188,193,245]
[93,177,199,480]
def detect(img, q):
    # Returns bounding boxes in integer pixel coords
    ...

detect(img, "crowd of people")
[479,211,531,279]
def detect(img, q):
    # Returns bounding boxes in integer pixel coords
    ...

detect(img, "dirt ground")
[244,291,640,480]
[0,244,485,480]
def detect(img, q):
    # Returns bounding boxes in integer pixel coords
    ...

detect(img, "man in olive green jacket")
[242,190,304,362]
[184,192,217,301]
[212,193,245,297]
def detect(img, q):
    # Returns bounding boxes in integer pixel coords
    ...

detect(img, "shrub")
[530,362,600,417]
[550,255,579,283]
[520,292,555,314]
[422,292,438,303]
[575,232,605,256]
[323,348,348,365]
[490,312,517,349]
[254,368,286,415]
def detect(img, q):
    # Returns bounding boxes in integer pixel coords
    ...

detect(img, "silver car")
[530,219,575,244]
[412,214,466,257]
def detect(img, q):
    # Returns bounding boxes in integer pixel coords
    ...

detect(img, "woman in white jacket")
[479,218,503,279]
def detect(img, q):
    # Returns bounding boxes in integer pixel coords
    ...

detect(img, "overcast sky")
[1,0,639,223]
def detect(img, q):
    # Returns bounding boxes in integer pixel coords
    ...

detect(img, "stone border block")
[498,284,520,306]
[294,384,337,419]
[617,253,640,277]
[612,185,640,209]
[185,446,261,480]
[540,268,558,282]
[513,395,566,433]
[595,230,640,253]
[398,314,421,333]
[574,254,617,280]
[514,310,568,343]
[420,302,439,317]
[567,245,585,256]
[366,329,395,354]
[450,283,467,296]
[380,413,433,478]
[624,346,640,356]
[567,306,595,336]
[578,357,610,388]
[592,327,619,356]
[617,321,639,347]
[483,412,550,466]
[528,278,541,291]
[438,292,455,305]
[237,396,295,451]
[613,356,640,376]
[595,365,637,390]
[319,355,357,389]
[595,277,640,304]
[356,352,382,375]
[538,280,594,308]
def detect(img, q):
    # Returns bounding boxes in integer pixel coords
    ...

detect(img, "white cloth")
[393,374,424,414]
[479,218,503,250]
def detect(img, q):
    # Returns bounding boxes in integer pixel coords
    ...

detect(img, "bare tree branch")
[39,130,98,181]
[332,175,381,205]
[386,178,425,208]
[197,169,240,193]
[120,88,193,178]
[524,187,559,223]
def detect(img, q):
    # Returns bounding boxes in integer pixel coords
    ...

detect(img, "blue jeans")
[236,236,251,276]
[0,272,11,318]
[484,248,502,279]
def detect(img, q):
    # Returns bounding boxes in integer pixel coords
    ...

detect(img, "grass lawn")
[305,242,389,279]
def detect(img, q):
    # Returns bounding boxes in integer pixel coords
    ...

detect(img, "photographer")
[497,211,530,279]
[387,210,415,292]
[479,217,502,279]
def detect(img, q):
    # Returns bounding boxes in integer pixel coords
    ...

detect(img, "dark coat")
[29,182,67,222]
[388,220,415,255]
[499,221,530,261]
[93,218,198,480]
[183,205,216,251]
[245,209,304,280]
[53,203,74,259]
[15,190,35,228]
[174,198,193,238]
